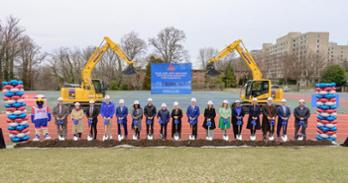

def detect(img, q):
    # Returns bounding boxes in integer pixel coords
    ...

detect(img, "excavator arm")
[207,39,262,80]
[81,36,135,90]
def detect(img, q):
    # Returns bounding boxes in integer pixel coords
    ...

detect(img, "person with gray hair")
[52,97,69,141]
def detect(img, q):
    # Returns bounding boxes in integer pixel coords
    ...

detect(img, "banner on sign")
[151,63,192,94]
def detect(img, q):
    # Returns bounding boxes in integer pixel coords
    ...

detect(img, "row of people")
[32,95,311,142]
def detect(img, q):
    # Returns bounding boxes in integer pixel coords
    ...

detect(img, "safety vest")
[33,106,49,120]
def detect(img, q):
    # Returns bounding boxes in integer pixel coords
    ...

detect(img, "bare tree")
[282,53,302,84]
[149,27,189,62]
[0,16,24,80]
[303,52,326,84]
[121,31,146,62]
[198,47,218,69]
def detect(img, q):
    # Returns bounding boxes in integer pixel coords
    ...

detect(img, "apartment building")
[328,42,348,66]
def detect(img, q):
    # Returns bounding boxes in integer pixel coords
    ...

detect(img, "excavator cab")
[241,80,271,103]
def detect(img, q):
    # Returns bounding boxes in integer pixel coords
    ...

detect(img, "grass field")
[0,147,347,182]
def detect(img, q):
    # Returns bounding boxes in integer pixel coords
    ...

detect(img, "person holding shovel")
[115,99,128,141]
[231,100,245,141]
[71,102,84,141]
[276,98,291,142]
[144,98,156,140]
[52,97,69,141]
[131,100,143,140]
[100,95,115,141]
[218,100,231,141]
[294,99,311,141]
[247,98,261,141]
[86,100,99,141]
[171,101,183,140]
[261,97,277,141]
[202,100,216,141]
[157,103,170,140]
[186,98,200,140]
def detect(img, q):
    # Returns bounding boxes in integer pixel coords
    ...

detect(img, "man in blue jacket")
[115,99,128,141]
[157,103,170,139]
[100,95,115,141]
[276,99,291,142]
[187,98,200,140]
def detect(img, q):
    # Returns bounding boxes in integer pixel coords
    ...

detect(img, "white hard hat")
[89,100,95,104]
[119,99,125,104]
[74,102,80,106]
[281,98,287,103]
[299,99,305,103]
[161,103,167,108]
[207,100,213,105]
[223,100,229,104]
[252,98,258,102]
[191,98,197,102]
[235,100,241,103]
[134,100,139,105]
[147,98,153,102]
[267,97,273,101]
[57,97,63,101]
[173,101,179,106]
[104,95,110,100]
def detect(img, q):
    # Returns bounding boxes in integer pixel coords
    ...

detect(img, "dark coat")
[231,106,245,126]
[202,107,216,130]
[261,104,278,130]
[171,108,183,136]
[144,104,157,120]
[85,105,99,123]
[294,106,311,126]
[115,106,128,123]
[247,105,261,129]
[276,105,291,122]
[157,109,170,124]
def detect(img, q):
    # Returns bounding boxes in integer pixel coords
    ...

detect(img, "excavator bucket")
[206,62,220,76]
[122,64,136,75]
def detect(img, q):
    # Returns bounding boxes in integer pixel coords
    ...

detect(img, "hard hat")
[134,100,139,105]
[161,103,167,108]
[223,100,229,104]
[191,98,197,102]
[299,99,305,103]
[281,98,287,103]
[147,98,153,102]
[173,101,179,106]
[252,98,258,102]
[104,95,110,100]
[35,94,45,102]
[207,100,213,105]
[57,97,63,101]
[119,99,125,104]
[235,100,241,103]
[74,102,80,106]
[89,100,95,104]
[267,97,273,101]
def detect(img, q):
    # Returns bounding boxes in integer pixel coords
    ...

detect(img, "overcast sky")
[1,0,347,67]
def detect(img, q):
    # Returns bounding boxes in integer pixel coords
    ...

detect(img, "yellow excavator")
[206,39,283,104]
[60,36,136,106]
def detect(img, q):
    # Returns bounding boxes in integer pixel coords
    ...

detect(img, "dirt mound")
[14,139,333,148]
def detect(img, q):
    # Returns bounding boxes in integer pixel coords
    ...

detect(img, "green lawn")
[0,147,347,183]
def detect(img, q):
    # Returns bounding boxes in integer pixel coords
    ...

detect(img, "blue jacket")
[186,105,200,122]
[277,105,291,119]
[157,109,170,124]
[116,106,128,121]
[100,102,115,118]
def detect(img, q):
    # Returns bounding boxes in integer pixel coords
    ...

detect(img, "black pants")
[276,122,288,137]
[160,124,167,139]
[191,123,198,138]
[134,128,140,138]
[89,121,98,139]
[232,123,243,139]
[250,128,256,136]
[262,121,275,139]
[146,120,154,135]
[294,124,307,139]
[117,122,128,137]
[171,122,182,138]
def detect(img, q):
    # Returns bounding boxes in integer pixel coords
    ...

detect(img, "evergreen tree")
[321,64,346,86]
[143,56,163,90]
[223,62,237,88]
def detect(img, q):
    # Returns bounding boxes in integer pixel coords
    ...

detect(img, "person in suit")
[171,101,183,140]
[157,103,170,140]
[86,100,99,141]
[247,98,261,141]
[115,99,128,141]
[144,98,156,140]
[186,98,200,140]
[276,98,291,142]
[52,97,69,141]
[202,100,216,141]
[261,97,277,141]
[231,100,245,140]
[294,99,311,140]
